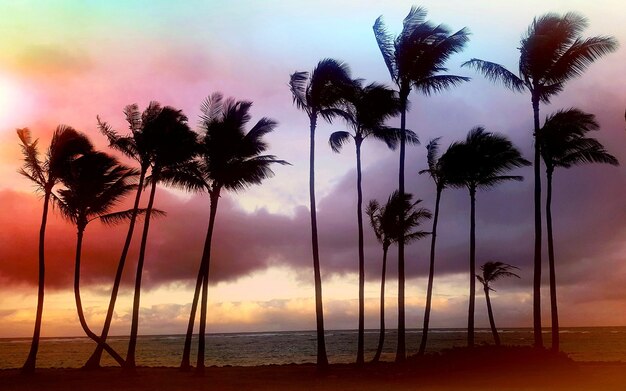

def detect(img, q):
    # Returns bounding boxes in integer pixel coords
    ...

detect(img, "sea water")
[1,328,625,369]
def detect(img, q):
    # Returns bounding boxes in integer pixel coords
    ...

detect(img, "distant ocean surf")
[2,327,625,368]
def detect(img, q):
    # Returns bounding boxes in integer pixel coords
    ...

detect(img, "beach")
[2,360,626,391]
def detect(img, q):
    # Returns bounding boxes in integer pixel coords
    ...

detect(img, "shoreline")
[3,348,626,391]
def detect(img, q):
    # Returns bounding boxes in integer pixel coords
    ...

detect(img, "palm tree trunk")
[125,168,160,370]
[532,94,544,349]
[180,249,206,370]
[355,140,365,366]
[396,90,408,363]
[74,226,125,365]
[468,186,476,348]
[484,285,500,346]
[372,245,388,363]
[196,190,220,375]
[22,189,51,374]
[419,187,442,355]
[546,168,559,352]
[309,113,328,369]
[85,170,145,369]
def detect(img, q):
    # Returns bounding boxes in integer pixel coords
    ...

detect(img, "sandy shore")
[2,360,626,391]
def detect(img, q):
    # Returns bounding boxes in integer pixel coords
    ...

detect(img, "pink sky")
[1,1,626,338]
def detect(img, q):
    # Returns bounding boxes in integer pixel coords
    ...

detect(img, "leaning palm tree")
[476,261,520,346]
[85,102,161,369]
[462,12,617,348]
[441,127,530,347]
[367,191,431,363]
[179,93,288,374]
[55,151,142,366]
[417,138,448,355]
[328,80,413,365]
[125,106,199,370]
[17,126,92,373]
[289,59,352,368]
[539,108,618,351]
[373,6,469,361]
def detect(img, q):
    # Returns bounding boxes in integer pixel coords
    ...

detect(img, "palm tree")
[539,108,618,351]
[476,261,520,346]
[441,127,530,347]
[462,12,617,348]
[179,93,288,374]
[85,102,160,369]
[55,151,141,366]
[373,6,469,361]
[289,58,352,369]
[328,80,412,365]
[366,191,431,363]
[417,138,448,355]
[17,126,92,373]
[125,106,199,370]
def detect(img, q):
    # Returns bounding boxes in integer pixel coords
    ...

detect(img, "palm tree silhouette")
[55,151,142,366]
[441,127,530,347]
[290,58,352,369]
[85,102,160,368]
[373,6,469,361]
[366,191,431,363]
[179,93,287,374]
[16,126,92,373]
[476,261,520,346]
[417,138,448,355]
[462,12,617,348]
[328,80,413,365]
[125,106,199,370]
[539,108,618,351]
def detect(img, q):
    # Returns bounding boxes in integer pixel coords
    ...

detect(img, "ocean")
[2,328,625,369]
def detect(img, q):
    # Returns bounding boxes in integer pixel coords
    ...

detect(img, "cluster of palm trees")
[17,5,618,374]
[18,98,286,375]
[289,6,618,369]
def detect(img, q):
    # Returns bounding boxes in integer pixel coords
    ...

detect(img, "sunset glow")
[1,0,625,344]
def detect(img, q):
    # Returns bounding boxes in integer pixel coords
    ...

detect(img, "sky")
[1,0,625,338]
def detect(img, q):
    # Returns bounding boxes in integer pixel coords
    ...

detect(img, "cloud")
[8,44,93,78]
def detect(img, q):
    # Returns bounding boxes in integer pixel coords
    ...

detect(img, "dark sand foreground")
[3,348,625,391]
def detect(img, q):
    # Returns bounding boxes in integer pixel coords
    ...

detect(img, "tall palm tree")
[85,102,160,369]
[476,261,520,346]
[179,93,288,374]
[17,126,92,373]
[366,191,431,363]
[328,81,413,365]
[441,127,530,347]
[539,108,618,351]
[125,106,199,370]
[462,12,617,348]
[417,138,448,355]
[373,6,469,361]
[289,59,352,369]
[55,151,141,366]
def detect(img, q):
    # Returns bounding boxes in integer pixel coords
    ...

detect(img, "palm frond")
[546,35,618,84]
[200,92,225,124]
[123,104,142,132]
[425,137,442,171]
[373,16,398,82]
[404,230,430,244]
[329,131,352,153]
[97,208,166,226]
[159,160,209,192]
[289,71,310,114]
[16,128,46,187]
[462,59,525,92]
[414,74,471,96]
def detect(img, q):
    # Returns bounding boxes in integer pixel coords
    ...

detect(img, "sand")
[2,348,625,391]
[1,361,625,391]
